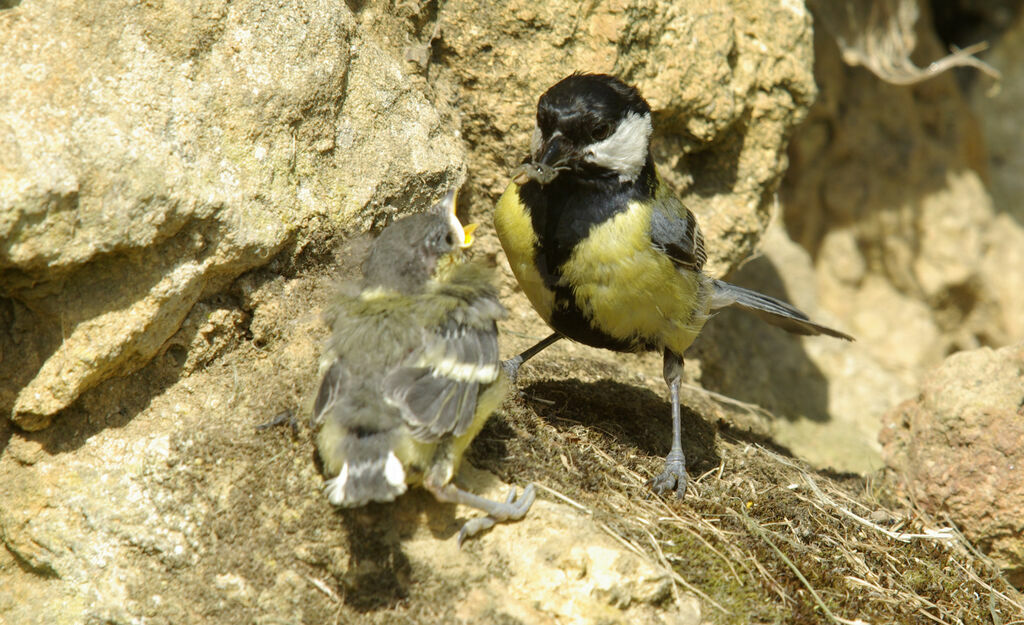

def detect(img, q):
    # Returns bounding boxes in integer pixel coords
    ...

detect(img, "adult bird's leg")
[501,332,562,384]
[649,349,688,499]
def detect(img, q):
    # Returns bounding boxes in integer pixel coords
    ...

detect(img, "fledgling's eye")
[592,122,614,141]
[445,232,454,246]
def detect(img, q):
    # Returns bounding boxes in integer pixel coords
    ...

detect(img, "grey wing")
[648,196,707,273]
[383,298,504,442]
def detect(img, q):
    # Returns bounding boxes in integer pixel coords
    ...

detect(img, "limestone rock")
[695,223,900,474]
[781,16,1024,383]
[0,0,463,429]
[406,468,701,625]
[0,405,700,624]
[0,234,700,624]
[880,343,1024,587]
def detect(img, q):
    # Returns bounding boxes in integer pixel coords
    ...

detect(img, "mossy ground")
[465,355,1024,625]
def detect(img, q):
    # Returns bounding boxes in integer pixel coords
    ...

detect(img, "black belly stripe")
[550,283,642,351]
[517,159,659,352]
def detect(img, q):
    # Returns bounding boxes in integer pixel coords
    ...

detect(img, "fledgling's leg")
[500,332,562,384]
[649,349,688,499]
[424,480,537,546]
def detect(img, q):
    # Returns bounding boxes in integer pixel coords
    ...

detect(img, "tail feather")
[322,435,408,507]
[710,279,853,341]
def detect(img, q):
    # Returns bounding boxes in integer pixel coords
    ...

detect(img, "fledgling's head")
[516,73,653,186]
[362,188,476,293]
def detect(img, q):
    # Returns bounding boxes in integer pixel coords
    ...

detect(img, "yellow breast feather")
[562,200,710,354]
[495,183,556,323]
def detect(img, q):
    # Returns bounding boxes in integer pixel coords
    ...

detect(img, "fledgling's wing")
[648,195,707,273]
[312,359,348,428]
[383,296,505,442]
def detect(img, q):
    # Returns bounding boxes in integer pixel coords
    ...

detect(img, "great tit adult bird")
[314,189,536,543]
[494,73,853,499]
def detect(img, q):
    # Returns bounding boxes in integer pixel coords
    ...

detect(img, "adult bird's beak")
[537,134,565,167]
[509,127,569,183]
[512,133,568,186]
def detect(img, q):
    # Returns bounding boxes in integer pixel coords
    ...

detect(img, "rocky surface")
[0,256,702,625]
[750,3,1024,473]
[880,343,1024,587]
[3,0,1024,622]
[782,10,1021,372]
[0,0,463,429]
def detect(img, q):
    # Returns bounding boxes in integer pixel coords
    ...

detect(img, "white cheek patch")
[584,112,652,182]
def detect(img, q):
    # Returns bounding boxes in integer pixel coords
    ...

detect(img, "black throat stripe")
[518,158,658,352]
[519,158,656,288]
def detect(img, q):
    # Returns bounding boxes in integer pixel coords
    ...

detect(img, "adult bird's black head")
[513,73,654,187]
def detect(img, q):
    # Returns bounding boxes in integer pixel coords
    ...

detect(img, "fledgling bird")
[313,189,535,543]
[494,73,853,499]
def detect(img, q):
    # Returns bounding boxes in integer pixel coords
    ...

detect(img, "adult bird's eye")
[593,122,613,141]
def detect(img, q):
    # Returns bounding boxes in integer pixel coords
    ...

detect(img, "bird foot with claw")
[500,356,524,386]
[648,451,688,499]
[457,484,537,546]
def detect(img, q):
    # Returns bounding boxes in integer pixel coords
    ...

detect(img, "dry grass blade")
[656,509,743,583]
[680,382,774,419]
[303,572,341,603]
[534,481,590,513]
[758,445,957,543]
[736,504,858,625]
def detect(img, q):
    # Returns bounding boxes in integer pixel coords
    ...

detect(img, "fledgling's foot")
[648,449,688,499]
[500,355,524,386]
[457,484,537,546]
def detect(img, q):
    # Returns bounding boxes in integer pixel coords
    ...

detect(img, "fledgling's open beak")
[436,187,476,249]
[460,223,478,249]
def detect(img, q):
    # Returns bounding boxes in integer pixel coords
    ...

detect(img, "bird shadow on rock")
[334,503,417,612]
[693,254,834,423]
[521,378,721,483]
[321,466,495,613]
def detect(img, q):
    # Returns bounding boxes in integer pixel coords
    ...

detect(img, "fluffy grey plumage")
[313,191,535,542]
